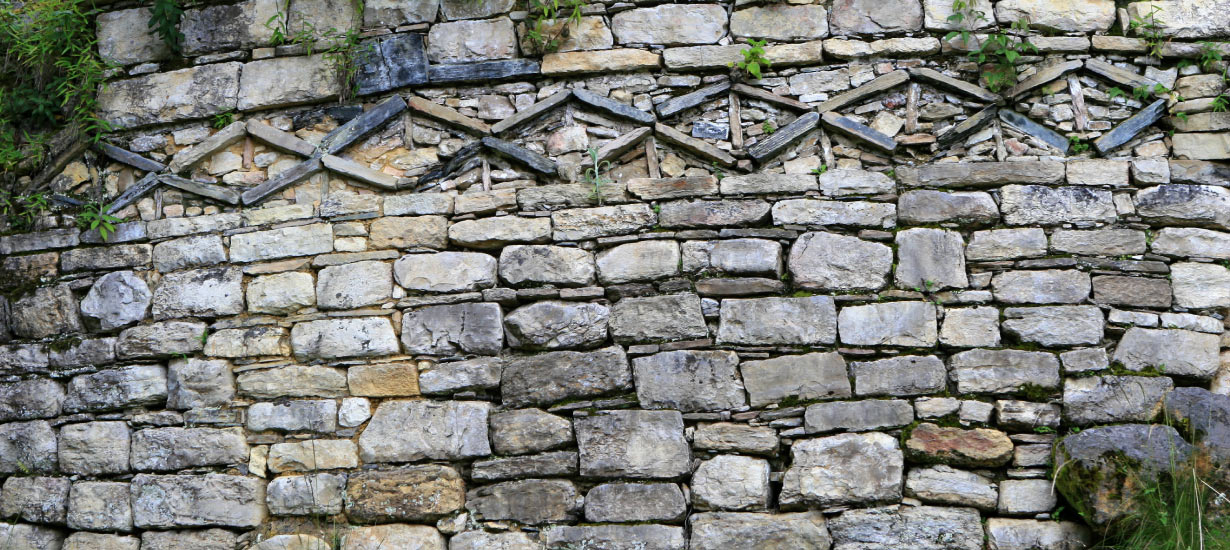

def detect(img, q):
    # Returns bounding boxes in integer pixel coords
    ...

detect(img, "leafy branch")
[148,0,186,54]
[969,18,1036,93]
[1128,4,1167,59]
[523,0,584,54]
[582,146,611,206]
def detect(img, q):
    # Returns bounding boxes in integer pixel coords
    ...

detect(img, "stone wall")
[3,0,1230,548]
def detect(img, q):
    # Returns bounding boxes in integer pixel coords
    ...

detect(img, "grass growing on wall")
[1094,457,1230,550]
[0,0,111,182]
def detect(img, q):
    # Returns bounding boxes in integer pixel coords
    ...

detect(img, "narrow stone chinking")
[9,0,1230,548]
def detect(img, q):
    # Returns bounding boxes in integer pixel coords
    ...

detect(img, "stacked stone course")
[4,0,1230,548]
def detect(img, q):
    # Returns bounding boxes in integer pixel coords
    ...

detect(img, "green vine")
[76,201,121,240]
[0,0,112,197]
[969,18,1037,93]
[264,1,370,103]
[148,0,186,54]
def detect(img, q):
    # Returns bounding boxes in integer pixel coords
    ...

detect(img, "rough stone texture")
[67,481,133,531]
[992,270,1091,304]
[838,301,937,347]
[344,465,466,523]
[59,421,130,475]
[359,400,490,462]
[504,300,609,350]
[502,346,630,406]
[717,296,836,345]
[1063,375,1173,425]
[65,365,167,413]
[317,260,392,309]
[247,272,315,314]
[81,271,152,331]
[499,245,595,286]
[238,55,341,110]
[996,0,1115,31]
[586,483,687,523]
[950,349,1061,394]
[575,410,690,479]
[731,5,829,41]
[789,231,892,291]
[905,423,1014,467]
[609,293,708,344]
[131,474,266,528]
[490,408,574,455]
[689,511,832,550]
[896,228,969,290]
[905,465,998,510]
[152,266,244,320]
[1001,306,1104,346]
[611,4,727,45]
[805,399,913,433]
[830,0,924,34]
[780,432,903,508]
[427,18,517,64]
[98,63,241,129]
[395,251,497,292]
[1112,327,1220,378]
[1172,261,1230,309]
[633,350,746,412]
[597,240,680,283]
[291,317,400,360]
[692,454,771,511]
[741,352,851,407]
[827,506,984,550]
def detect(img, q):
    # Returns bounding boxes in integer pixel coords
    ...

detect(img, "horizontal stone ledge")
[428,58,540,83]
[820,111,897,153]
[158,174,241,205]
[541,48,661,75]
[898,160,1066,187]
[321,155,399,190]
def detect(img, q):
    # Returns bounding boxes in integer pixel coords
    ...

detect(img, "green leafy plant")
[730,39,771,80]
[710,161,724,181]
[1107,86,1128,101]
[1128,3,1167,59]
[1,192,50,231]
[148,0,186,54]
[76,201,122,241]
[943,0,988,45]
[523,0,584,54]
[582,146,611,206]
[1069,135,1090,154]
[968,18,1038,93]
[262,3,372,103]
[212,111,235,129]
[1197,41,1224,71]
[0,0,112,185]
[1213,95,1229,113]
[811,164,828,176]
[1134,83,1171,102]
[762,121,775,134]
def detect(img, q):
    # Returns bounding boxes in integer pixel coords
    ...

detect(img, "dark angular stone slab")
[98,142,166,173]
[820,111,896,153]
[999,109,1069,153]
[246,119,317,157]
[596,126,652,164]
[419,142,483,187]
[656,81,730,118]
[1094,99,1166,155]
[748,111,821,163]
[732,83,810,111]
[654,123,735,166]
[241,157,323,205]
[937,105,998,148]
[1007,60,1083,100]
[1170,159,1230,185]
[428,59,540,84]
[408,95,491,136]
[356,33,429,96]
[491,90,572,135]
[573,89,656,125]
[1084,58,1157,90]
[159,174,241,204]
[907,67,1002,104]
[482,137,557,175]
[106,172,162,215]
[816,70,909,114]
[320,94,407,155]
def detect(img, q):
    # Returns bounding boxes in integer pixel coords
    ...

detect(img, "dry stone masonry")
[5,0,1230,548]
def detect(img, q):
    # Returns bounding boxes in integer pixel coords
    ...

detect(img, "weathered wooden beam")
[656,81,731,118]
[320,95,409,154]
[596,126,652,164]
[105,172,162,215]
[819,111,897,153]
[97,142,166,173]
[937,105,998,148]
[732,83,811,111]
[572,89,655,124]
[653,123,736,167]
[747,111,821,163]
[907,67,1002,104]
[481,136,557,175]
[816,70,909,114]
[322,154,399,190]
[159,174,242,204]
[491,90,572,135]
[241,157,324,205]
[1094,98,1167,155]
[998,109,1069,153]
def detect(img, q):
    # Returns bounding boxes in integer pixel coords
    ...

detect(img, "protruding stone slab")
[1094,98,1166,154]
[937,105,998,148]
[654,123,736,166]
[322,154,398,189]
[572,89,656,124]
[816,70,909,113]
[823,111,897,152]
[491,90,571,134]
[168,121,247,173]
[429,59,541,83]
[749,112,821,162]
[481,136,557,174]
[908,67,1001,103]
[1006,60,1083,99]
[999,109,1069,152]
[245,119,316,157]
[159,174,242,204]
[1085,58,1158,89]
[656,81,730,118]
[98,142,166,172]
[241,157,324,205]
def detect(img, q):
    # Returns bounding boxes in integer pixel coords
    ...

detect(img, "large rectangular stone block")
[131,474,266,528]
[98,63,241,129]
[238,54,341,111]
